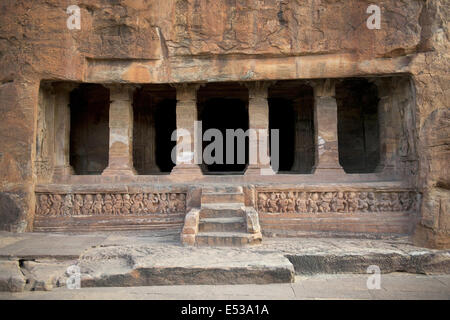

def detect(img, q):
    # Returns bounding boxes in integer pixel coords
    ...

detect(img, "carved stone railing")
[257,190,420,214]
[35,192,187,217]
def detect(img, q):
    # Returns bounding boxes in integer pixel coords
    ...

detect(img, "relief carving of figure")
[62,194,73,216]
[308,193,319,213]
[159,193,169,213]
[358,192,369,212]
[168,194,178,213]
[122,194,132,215]
[346,192,358,213]
[131,194,144,215]
[379,193,391,211]
[400,192,413,211]
[318,192,332,213]
[104,194,113,215]
[73,194,83,215]
[331,192,346,212]
[175,194,186,212]
[49,194,63,216]
[287,192,296,213]
[38,194,51,216]
[113,194,123,215]
[390,193,402,211]
[82,194,93,215]
[147,194,159,213]
[367,192,378,212]
[258,193,268,212]
[93,194,104,215]
[295,192,308,213]
[279,192,289,213]
[267,193,279,213]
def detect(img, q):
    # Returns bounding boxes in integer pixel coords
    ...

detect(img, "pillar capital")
[105,83,137,101]
[244,81,275,99]
[171,83,202,101]
[311,79,337,97]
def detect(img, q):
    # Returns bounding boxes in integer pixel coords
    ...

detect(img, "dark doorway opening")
[133,85,176,174]
[336,79,380,173]
[69,84,109,175]
[268,81,315,173]
[198,83,249,174]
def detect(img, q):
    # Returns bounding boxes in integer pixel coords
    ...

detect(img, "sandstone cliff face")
[0,0,448,247]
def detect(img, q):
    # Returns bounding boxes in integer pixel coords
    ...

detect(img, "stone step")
[76,245,294,286]
[198,217,247,233]
[196,232,262,247]
[201,192,245,204]
[202,186,243,194]
[200,203,245,218]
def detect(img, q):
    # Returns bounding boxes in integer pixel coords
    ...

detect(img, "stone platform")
[0,231,449,292]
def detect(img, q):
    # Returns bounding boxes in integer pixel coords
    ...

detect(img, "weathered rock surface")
[0,260,26,292]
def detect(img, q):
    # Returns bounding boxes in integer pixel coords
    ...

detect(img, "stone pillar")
[245,81,275,175]
[374,78,396,174]
[312,79,345,175]
[53,83,77,178]
[102,84,136,176]
[170,83,202,176]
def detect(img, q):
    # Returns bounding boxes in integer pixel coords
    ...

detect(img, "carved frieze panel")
[36,192,186,216]
[257,191,420,214]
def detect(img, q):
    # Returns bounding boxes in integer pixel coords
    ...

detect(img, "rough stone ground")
[0,274,449,300]
[0,230,449,296]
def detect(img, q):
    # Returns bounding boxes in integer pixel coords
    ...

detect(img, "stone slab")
[79,244,295,287]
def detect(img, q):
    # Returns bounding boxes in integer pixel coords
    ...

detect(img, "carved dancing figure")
[295,192,308,213]
[122,194,132,215]
[159,193,169,213]
[267,193,279,213]
[279,192,289,213]
[73,194,84,215]
[62,194,73,216]
[38,194,51,216]
[346,192,358,213]
[358,192,369,212]
[131,194,144,215]
[258,193,268,212]
[113,194,123,215]
[287,192,296,213]
[318,192,332,213]
[93,194,104,215]
[82,194,94,215]
[308,193,319,213]
[104,194,113,215]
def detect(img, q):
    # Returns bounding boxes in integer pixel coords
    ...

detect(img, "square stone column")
[373,78,396,174]
[312,79,345,175]
[170,83,203,176]
[102,84,136,176]
[245,81,275,175]
[52,83,77,178]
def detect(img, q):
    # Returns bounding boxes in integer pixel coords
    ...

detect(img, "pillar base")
[101,166,136,176]
[312,165,346,176]
[53,165,74,177]
[171,164,203,176]
[245,165,276,176]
